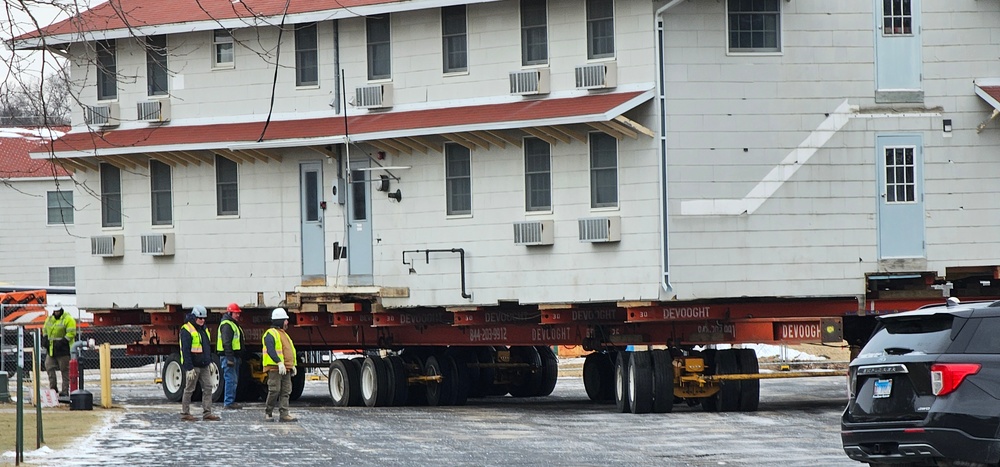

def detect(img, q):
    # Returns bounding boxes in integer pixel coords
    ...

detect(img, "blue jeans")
[220,355,241,406]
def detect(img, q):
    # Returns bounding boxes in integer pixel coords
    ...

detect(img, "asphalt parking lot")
[9,370,857,467]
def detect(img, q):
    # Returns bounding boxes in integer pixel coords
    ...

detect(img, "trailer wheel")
[535,346,558,397]
[385,356,409,406]
[290,365,306,401]
[628,351,653,414]
[329,359,361,407]
[425,355,457,406]
[614,351,632,413]
[508,346,542,397]
[583,352,615,402]
[361,356,392,407]
[479,346,509,396]
[208,357,224,402]
[650,350,674,413]
[236,355,265,402]
[703,349,740,412]
[401,351,428,406]
[736,348,760,412]
[162,353,185,402]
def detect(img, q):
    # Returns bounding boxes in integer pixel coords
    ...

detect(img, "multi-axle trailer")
[91,291,962,414]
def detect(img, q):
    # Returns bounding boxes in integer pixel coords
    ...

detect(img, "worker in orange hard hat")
[217,303,245,410]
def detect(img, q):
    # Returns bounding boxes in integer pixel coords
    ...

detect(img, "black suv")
[842,298,1000,466]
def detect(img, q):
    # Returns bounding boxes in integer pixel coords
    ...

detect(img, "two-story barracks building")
[12,0,1000,407]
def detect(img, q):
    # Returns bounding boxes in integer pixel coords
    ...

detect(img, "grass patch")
[0,404,113,453]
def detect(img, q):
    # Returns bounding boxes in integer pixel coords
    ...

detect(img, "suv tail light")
[930,363,981,396]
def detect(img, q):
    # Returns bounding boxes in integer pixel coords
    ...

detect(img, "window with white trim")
[442,6,468,73]
[520,0,548,65]
[589,133,618,208]
[46,190,74,225]
[295,23,318,86]
[213,29,234,67]
[96,40,117,100]
[216,155,239,216]
[100,163,122,228]
[150,160,172,225]
[884,146,916,203]
[48,267,75,287]
[146,35,168,96]
[445,143,471,215]
[367,15,391,80]
[587,0,614,59]
[727,0,780,53]
[882,0,913,35]
[524,138,551,211]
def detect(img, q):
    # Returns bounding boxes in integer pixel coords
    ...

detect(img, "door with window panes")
[876,135,925,259]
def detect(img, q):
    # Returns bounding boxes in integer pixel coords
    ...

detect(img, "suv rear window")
[965,317,1000,353]
[862,314,955,355]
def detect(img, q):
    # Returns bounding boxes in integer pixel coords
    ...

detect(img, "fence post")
[34,330,44,447]
[100,343,112,408]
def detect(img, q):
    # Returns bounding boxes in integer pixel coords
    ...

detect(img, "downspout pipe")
[654,0,685,295]
[402,248,473,300]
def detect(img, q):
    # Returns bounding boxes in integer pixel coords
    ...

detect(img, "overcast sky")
[2,0,101,84]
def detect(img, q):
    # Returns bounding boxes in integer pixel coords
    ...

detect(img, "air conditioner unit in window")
[513,220,554,246]
[575,62,617,90]
[141,233,175,256]
[509,68,550,95]
[85,104,120,127]
[91,234,124,257]
[137,99,171,123]
[578,216,621,243]
[355,84,393,109]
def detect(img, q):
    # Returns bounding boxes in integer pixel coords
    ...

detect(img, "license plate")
[873,379,892,399]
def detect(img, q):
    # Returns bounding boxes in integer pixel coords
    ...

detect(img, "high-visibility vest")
[216,319,242,352]
[43,313,76,354]
[262,328,297,367]
[180,322,210,364]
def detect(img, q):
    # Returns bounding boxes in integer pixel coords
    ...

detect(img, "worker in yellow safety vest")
[42,303,76,396]
[179,305,219,422]
[217,302,245,410]
[262,307,297,422]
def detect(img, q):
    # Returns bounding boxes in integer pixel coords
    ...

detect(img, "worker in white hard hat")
[42,302,76,396]
[262,307,297,422]
[179,305,220,421]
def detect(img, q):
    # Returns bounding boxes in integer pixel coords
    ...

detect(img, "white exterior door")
[300,162,326,278]
[876,135,925,259]
[347,159,373,283]
[874,0,922,93]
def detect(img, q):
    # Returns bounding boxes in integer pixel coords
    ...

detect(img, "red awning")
[40,89,654,158]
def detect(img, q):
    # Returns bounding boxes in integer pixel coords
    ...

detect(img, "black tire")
[470,346,498,397]
[446,347,478,401]
[162,353,184,402]
[290,365,306,401]
[236,355,265,402]
[614,351,631,413]
[628,351,653,414]
[425,355,457,406]
[583,352,605,402]
[329,359,356,407]
[385,356,409,406]
[703,349,740,412]
[535,346,558,397]
[508,346,543,397]
[400,351,428,406]
[361,356,391,407]
[208,356,224,402]
[651,350,674,413]
[736,348,760,412]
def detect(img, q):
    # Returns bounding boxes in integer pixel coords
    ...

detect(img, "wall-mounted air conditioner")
[509,68,550,95]
[578,216,621,243]
[355,83,393,109]
[91,234,124,257]
[137,99,171,123]
[575,62,617,90]
[513,220,554,246]
[141,233,175,256]
[85,104,120,127]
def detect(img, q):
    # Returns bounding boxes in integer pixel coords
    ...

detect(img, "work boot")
[224,404,243,410]
[279,414,297,423]
[180,413,197,422]
[264,411,274,422]
[203,414,221,421]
